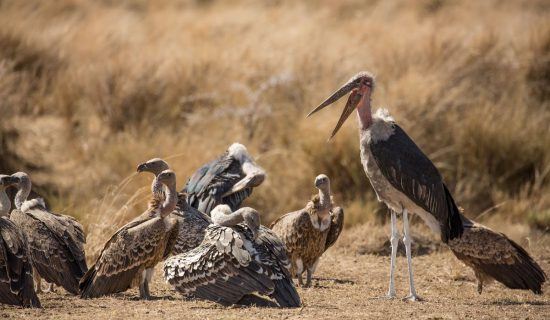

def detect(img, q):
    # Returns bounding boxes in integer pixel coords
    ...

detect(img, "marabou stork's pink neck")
[356,90,373,130]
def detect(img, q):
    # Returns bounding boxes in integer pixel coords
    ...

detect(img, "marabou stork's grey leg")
[387,210,398,298]
[403,209,421,301]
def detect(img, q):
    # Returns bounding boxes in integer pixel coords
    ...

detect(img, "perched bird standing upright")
[80,170,179,300]
[307,71,546,299]
[270,174,344,287]
[137,158,211,256]
[184,143,266,215]
[9,172,87,295]
[164,205,300,308]
[449,213,546,294]
[0,175,40,308]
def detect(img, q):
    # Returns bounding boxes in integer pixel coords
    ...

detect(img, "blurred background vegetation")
[0,0,548,252]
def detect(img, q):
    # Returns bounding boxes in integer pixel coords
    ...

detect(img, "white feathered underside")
[21,198,46,213]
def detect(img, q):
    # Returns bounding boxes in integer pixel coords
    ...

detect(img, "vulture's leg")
[387,209,398,298]
[402,209,421,301]
[139,269,152,300]
[476,273,483,294]
[305,269,312,288]
[33,268,43,294]
[297,273,304,287]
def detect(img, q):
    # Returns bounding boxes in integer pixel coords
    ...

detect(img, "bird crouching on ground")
[164,205,300,307]
[449,210,546,294]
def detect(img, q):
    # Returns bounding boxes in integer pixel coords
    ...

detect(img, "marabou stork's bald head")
[137,158,170,175]
[307,71,375,139]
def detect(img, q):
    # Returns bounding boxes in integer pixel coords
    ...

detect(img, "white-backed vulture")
[9,172,87,295]
[164,205,300,307]
[184,143,266,215]
[0,175,40,308]
[79,169,179,300]
[449,213,546,294]
[137,158,211,256]
[270,174,344,287]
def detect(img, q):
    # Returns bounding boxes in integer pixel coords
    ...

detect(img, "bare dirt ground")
[1,227,548,320]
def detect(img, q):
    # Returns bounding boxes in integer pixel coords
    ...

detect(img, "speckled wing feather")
[449,220,547,294]
[79,213,171,298]
[9,206,87,295]
[169,195,212,256]
[164,225,276,305]
[325,206,344,251]
[270,208,312,257]
[236,225,300,307]
[369,124,463,243]
[0,218,40,308]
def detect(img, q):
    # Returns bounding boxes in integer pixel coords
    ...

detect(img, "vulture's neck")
[14,182,31,210]
[0,188,10,216]
[160,182,177,216]
[212,211,243,227]
[152,175,165,199]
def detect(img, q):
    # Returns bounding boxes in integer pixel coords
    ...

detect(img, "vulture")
[79,169,179,299]
[184,143,266,215]
[449,212,546,294]
[270,174,344,287]
[164,205,301,307]
[0,175,40,308]
[137,158,211,256]
[9,172,87,295]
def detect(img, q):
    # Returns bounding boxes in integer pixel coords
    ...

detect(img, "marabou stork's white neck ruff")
[307,71,464,301]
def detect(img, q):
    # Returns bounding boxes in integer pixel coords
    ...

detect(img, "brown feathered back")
[449,215,546,294]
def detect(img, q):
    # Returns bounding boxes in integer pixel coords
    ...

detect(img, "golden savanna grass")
[0,0,549,274]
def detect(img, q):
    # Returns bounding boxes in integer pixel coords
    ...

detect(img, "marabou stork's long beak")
[307,73,371,139]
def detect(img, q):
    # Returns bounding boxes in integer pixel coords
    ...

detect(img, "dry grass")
[0,1,549,252]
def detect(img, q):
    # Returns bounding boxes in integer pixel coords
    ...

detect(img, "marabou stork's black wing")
[369,124,463,242]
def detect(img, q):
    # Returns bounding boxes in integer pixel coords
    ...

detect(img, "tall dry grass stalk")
[0,0,548,253]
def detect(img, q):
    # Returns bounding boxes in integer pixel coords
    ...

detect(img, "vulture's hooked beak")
[2,176,20,186]
[136,163,147,173]
[307,74,372,139]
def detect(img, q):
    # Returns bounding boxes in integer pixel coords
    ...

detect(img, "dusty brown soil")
[1,240,548,320]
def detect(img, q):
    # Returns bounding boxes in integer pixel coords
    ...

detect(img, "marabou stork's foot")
[403,294,423,302]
